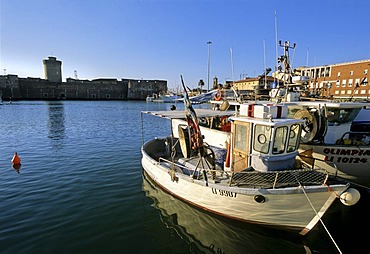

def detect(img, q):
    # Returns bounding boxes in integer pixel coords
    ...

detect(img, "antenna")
[306,47,310,67]
[263,40,267,89]
[291,44,296,70]
[230,48,235,85]
[230,48,240,102]
[274,11,279,77]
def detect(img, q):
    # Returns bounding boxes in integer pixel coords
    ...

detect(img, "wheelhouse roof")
[229,115,304,127]
[141,109,234,120]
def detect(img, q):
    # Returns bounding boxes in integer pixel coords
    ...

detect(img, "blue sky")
[1,0,369,90]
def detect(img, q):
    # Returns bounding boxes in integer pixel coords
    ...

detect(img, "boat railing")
[297,154,341,180]
[335,131,370,145]
[158,157,222,177]
[229,169,329,188]
[157,155,331,189]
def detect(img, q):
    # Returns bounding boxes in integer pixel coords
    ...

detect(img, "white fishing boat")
[152,93,180,103]
[141,76,359,235]
[146,95,155,102]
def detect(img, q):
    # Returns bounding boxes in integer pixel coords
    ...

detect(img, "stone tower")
[43,56,62,82]
[213,76,218,89]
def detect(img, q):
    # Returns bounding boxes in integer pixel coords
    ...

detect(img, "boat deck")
[146,137,331,189]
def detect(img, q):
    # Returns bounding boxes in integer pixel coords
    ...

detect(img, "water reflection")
[142,172,309,253]
[47,102,65,150]
[12,163,21,173]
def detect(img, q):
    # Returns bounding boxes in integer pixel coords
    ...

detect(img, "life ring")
[214,89,222,101]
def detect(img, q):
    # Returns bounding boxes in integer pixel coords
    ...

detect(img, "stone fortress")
[0,56,168,100]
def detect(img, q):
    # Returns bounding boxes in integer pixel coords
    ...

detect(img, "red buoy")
[11,152,21,165]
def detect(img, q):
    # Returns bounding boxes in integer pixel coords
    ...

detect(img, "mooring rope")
[296,178,342,254]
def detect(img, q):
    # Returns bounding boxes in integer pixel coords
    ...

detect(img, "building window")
[347,90,352,95]
[335,90,339,94]
[337,72,341,77]
[336,80,340,87]
[350,71,354,76]
[361,90,366,94]
[326,67,331,77]
[341,90,345,94]
[341,79,347,87]
[361,77,368,86]
[355,78,360,87]
[348,79,353,87]
[365,69,368,75]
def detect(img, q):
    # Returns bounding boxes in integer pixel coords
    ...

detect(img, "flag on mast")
[180,75,203,150]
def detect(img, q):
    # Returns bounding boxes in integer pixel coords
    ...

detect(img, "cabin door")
[232,121,250,172]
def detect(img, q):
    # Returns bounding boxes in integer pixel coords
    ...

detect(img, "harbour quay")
[0,56,167,101]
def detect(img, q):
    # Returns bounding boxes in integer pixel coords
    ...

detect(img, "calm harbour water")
[0,100,369,254]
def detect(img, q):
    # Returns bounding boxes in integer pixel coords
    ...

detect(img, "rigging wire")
[295,177,342,254]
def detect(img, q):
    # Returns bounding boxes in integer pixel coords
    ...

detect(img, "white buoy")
[340,188,361,206]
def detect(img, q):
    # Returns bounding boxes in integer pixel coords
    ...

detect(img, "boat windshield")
[326,108,361,125]
[253,125,272,154]
[253,123,301,155]
[272,124,301,154]
[273,126,288,154]
[287,124,301,152]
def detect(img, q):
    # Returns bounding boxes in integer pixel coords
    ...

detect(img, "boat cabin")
[229,104,303,172]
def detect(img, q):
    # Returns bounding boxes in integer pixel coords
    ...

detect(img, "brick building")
[299,59,370,99]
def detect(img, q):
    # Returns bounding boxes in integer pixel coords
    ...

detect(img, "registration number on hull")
[211,188,237,198]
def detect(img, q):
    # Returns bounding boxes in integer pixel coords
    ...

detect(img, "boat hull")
[142,172,309,253]
[142,139,348,235]
[300,144,370,188]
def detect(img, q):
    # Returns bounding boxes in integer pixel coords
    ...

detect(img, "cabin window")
[272,126,287,154]
[253,125,271,154]
[234,124,249,153]
[287,124,300,152]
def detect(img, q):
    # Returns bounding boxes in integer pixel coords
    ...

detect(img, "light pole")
[207,41,212,92]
